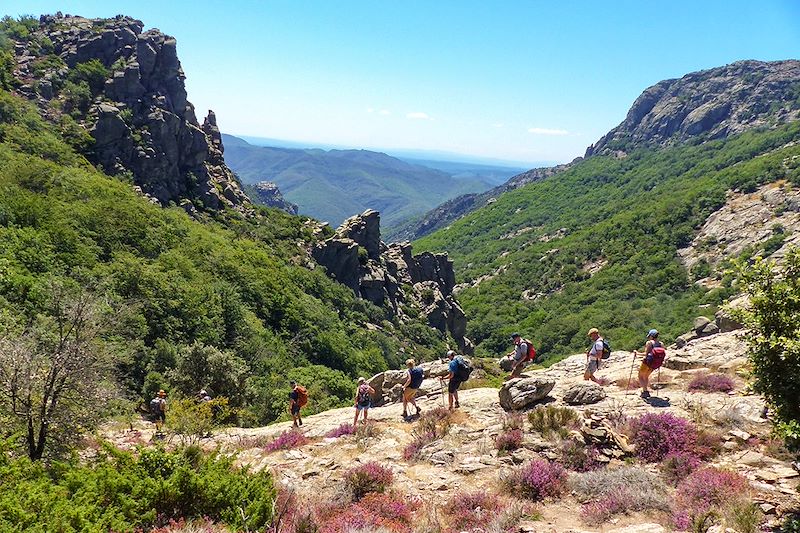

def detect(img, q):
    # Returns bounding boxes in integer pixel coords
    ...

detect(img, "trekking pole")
[626,352,636,395]
[439,378,447,408]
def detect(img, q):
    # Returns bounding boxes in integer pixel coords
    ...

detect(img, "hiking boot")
[454,401,460,408]
[299,419,303,426]
[402,411,408,418]
[415,406,421,415]
[640,390,650,399]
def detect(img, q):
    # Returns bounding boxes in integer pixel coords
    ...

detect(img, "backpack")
[522,340,537,362]
[409,366,424,389]
[600,338,611,360]
[646,341,667,369]
[455,356,474,381]
[295,386,308,407]
[149,398,162,415]
[357,384,371,405]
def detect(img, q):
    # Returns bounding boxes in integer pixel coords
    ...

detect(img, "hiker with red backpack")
[289,380,308,427]
[507,333,536,379]
[353,377,376,425]
[632,329,667,399]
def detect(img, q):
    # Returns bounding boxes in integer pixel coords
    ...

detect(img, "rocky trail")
[105,329,798,532]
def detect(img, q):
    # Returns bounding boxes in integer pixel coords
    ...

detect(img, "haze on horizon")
[5,0,800,165]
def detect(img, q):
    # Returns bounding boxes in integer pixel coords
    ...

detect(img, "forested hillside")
[415,122,800,359]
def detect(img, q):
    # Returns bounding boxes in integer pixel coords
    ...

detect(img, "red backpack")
[647,342,667,369]
[295,386,308,407]
[522,339,537,362]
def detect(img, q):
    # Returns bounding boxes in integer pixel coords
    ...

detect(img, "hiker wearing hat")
[149,390,167,434]
[442,350,465,410]
[584,328,605,383]
[353,377,376,425]
[633,329,667,399]
[506,333,534,379]
[402,359,423,419]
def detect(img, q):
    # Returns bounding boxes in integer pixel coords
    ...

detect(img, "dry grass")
[528,405,580,440]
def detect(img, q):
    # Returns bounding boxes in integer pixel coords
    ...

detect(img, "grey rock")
[700,322,721,336]
[563,382,607,405]
[694,316,712,332]
[498,377,555,410]
[250,181,298,215]
[715,309,743,332]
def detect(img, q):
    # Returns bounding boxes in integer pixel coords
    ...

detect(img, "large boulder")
[563,382,607,405]
[499,377,555,410]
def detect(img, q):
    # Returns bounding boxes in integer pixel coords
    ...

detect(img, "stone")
[715,308,743,332]
[728,428,751,441]
[498,377,555,410]
[694,316,712,332]
[251,181,298,215]
[759,503,776,515]
[563,382,607,405]
[700,322,721,336]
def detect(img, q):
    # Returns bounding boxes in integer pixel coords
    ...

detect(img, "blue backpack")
[409,366,424,388]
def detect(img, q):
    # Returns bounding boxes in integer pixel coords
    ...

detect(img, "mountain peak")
[586,59,800,157]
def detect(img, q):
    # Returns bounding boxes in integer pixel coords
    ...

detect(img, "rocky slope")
[109,328,799,532]
[245,181,299,215]
[586,60,800,157]
[312,210,471,353]
[9,13,248,211]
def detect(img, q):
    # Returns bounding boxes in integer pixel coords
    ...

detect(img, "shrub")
[167,397,234,445]
[403,408,453,460]
[443,491,506,532]
[661,451,701,486]
[629,412,696,462]
[402,430,437,460]
[688,373,735,393]
[502,411,526,431]
[150,518,228,532]
[264,429,308,453]
[343,462,394,501]
[674,467,752,528]
[495,428,523,452]
[325,423,356,438]
[693,428,723,460]
[503,460,567,501]
[528,405,579,439]
[557,439,603,472]
[315,492,418,533]
[571,466,671,525]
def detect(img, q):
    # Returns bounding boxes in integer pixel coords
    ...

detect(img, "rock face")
[249,181,298,215]
[563,381,607,405]
[498,377,555,410]
[11,14,249,211]
[312,210,471,353]
[586,60,800,157]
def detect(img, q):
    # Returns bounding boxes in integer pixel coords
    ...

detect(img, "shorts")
[639,361,655,377]
[152,412,165,423]
[356,402,371,411]
[291,404,301,415]
[403,387,418,400]
[585,359,600,375]
[448,378,463,394]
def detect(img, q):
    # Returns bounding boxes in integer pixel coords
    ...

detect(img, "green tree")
[734,248,800,444]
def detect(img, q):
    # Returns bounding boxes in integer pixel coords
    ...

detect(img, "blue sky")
[5,1,800,165]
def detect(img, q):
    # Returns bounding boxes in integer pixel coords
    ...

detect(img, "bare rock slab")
[499,377,555,410]
[563,381,607,405]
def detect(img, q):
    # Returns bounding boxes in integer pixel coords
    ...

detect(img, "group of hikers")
[150,327,667,432]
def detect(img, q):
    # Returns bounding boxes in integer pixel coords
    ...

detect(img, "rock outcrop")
[586,60,800,157]
[10,13,249,211]
[248,181,298,215]
[312,210,472,353]
[498,377,555,410]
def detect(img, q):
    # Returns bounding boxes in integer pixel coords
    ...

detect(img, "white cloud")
[366,107,375,113]
[493,123,504,128]
[379,109,391,115]
[407,112,430,120]
[528,127,569,136]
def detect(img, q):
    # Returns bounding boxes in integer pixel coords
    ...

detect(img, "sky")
[4,1,800,165]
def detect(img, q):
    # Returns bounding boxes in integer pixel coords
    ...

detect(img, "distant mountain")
[222,135,520,230]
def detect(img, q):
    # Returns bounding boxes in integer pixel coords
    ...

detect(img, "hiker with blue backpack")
[632,329,667,399]
[402,358,423,419]
[584,328,609,384]
[441,350,472,410]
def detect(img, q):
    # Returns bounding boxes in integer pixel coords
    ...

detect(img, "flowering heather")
[325,423,356,438]
[317,493,418,533]
[505,460,567,501]
[502,412,526,431]
[495,428,523,452]
[674,467,750,522]
[557,440,603,472]
[402,430,437,460]
[629,412,696,462]
[580,486,633,525]
[660,451,701,486]
[688,373,735,393]
[443,491,506,531]
[264,429,308,453]
[343,461,394,500]
[570,466,671,524]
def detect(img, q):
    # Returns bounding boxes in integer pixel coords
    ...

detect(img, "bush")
[325,423,356,438]
[403,408,453,460]
[660,451,701,486]
[502,411,526,431]
[557,439,603,472]
[688,373,735,393]
[264,429,308,453]
[495,428,523,452]
[629,412,696,462]
[528,405,579,439]
[314,492,418,533]
[342,462,394,501]
[167,397,234,445]
[68,59,110,95]
[673,467,752,530]
[503,460,567,501]
[443,491,506,532]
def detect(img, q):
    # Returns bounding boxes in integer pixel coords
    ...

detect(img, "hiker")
[289,380,307,427]
[506,333,535,379]
[584,328,605,384]
[402,358,424,418]
[353,377,376,425]
[633,329,667,399]
[197,389,211,402]
[149,389,167,434]
[441,350,468,410]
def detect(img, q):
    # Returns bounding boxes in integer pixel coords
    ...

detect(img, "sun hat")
[358,377,366,384]
[157,389,166,397]
[510,332,520,339]
[647,329,659,338]
[446,350,456,358]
